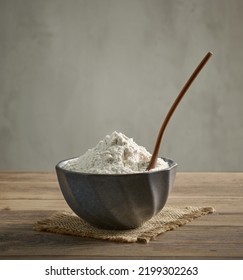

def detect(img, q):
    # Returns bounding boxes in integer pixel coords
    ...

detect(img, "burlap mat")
[34,206,214,243]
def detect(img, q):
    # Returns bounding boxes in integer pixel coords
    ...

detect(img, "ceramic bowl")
[56,157,177,230]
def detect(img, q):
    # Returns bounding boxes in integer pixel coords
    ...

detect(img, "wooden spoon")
[147,51,213,171]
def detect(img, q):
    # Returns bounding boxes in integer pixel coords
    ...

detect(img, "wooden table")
[0,172,242,259]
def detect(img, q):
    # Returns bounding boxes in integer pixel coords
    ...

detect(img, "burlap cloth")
[34,206,214,243]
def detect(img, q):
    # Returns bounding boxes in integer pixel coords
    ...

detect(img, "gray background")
[0,0,242,172]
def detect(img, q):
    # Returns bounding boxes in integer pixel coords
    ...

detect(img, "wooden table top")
[0,172,242,259]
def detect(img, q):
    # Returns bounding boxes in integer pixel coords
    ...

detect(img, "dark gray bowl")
[56,157,177,230]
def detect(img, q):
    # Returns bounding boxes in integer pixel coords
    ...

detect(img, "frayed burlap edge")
[137,206,215,243]
[33,206,215,243]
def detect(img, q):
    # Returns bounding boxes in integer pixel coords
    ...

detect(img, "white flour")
[63,131,169,174]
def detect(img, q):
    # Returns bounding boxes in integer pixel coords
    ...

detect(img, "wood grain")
[0,172,243,259]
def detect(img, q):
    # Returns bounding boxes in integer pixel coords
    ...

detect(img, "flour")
[63,131,169,174]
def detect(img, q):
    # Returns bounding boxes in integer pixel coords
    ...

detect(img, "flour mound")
[63,131,169,174]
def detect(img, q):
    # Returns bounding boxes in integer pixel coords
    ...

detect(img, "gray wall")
[0,0,242,172]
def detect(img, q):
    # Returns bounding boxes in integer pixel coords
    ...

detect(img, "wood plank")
[1,197,242,212]
[0,224,242,259]
[0,172,56,182]
[0,172,241,183]
[175,172,243,185]
[0,209,242,227]
[1,181,242,199]
[0,172,242,186]
[0,182,62,200]
[0,200,69,211]
[1,172,242,200]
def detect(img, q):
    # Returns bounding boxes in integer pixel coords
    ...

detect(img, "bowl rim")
[55,156,178,177]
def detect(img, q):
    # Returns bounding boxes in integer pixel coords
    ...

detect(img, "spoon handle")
[147,51,213,171]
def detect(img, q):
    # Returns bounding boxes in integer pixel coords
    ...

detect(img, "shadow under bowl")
[56,157,177,230]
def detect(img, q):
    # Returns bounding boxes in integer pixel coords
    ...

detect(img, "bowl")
[55,157,177,230]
